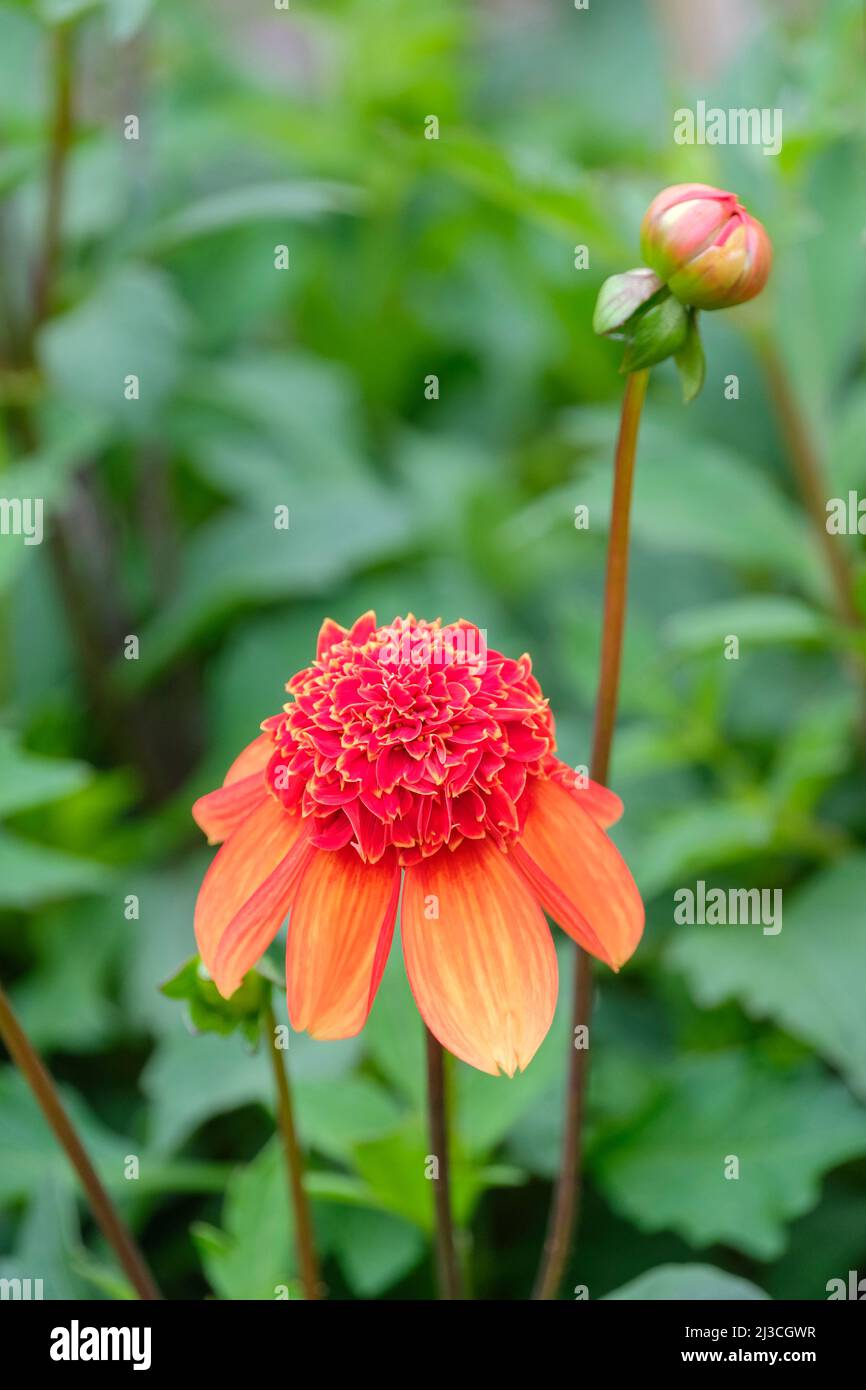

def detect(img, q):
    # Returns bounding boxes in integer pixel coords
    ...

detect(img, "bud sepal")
[592,268,665,336]
[673,310,706,403]
[618,294,690,373]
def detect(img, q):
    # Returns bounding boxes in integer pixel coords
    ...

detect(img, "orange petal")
[194,796,309,996]
[224,733,273,785]
[287,847,400,1040]
[511,776,643,969]
[192,774,269,845]
[548,759,623,827]
[401,839,558,1076]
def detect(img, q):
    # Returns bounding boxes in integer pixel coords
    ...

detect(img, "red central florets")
[262,613,557,866]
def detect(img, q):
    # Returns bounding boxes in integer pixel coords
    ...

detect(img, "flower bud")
[640,183,772,310]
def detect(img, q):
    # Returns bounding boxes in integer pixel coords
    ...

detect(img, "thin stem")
[264,998,321,1300]
[759,339,862,629]
[33,24,74,325]
[0,976,160,1300]
[425,1027,463,1299]
[532,367,649,1301]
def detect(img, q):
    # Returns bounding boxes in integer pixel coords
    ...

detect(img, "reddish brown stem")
[0,977,161,1300]
[532,368,649,1300]
[425,1028,463,1299]
[264,999,322,1299]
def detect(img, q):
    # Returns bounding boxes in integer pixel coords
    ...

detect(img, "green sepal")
[620,294,689,372]
[593,268,665,336]
[674,310,706,402]
[161,955,271,1044]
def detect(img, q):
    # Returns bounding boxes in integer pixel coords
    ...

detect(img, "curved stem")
[264,998,321,1299]
[0,976,161,1300]
[425,1027,463,1299]
[532,367,649,1301]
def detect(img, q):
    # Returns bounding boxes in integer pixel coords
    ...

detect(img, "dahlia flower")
[192,613,643,1076]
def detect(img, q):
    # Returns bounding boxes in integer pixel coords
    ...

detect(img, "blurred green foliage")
[0,0,864,1300]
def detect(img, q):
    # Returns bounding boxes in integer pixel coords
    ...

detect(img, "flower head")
[640,182,772,310]
[192,613,643,1075]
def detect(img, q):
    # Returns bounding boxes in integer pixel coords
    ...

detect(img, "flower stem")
[532,367,649,1301]
[263,997,321,1299]
[425,1027,463,1299]
[758,338,862,628]
[0,976,161,1300]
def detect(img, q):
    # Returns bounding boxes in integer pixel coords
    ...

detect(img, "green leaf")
[294,1078,403,1164]
[667,857,866,1100]
[329,1207,425,1296]
[0,1070,228,1204]
[146,180,361,253]
[665,595,833,654]
[132,487,411,680]
[565,410,825,595]
[142,1027,270,1154]
[768,691,856,814]
[37,266,190,430]
[605,1263,769,1300]
[192,1139,297,1300]
[424,128,624,250]
[0,731,93,817]
[0,1179,92,1300]
[0,830,109,907]
[141,1015,361,1154]
[629,800,774,899]
[593,1051,866,1259]
[10,902,120,1053]
[352,1119,515,1232]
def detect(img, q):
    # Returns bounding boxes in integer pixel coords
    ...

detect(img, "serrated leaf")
[593,1051,866,1259]
[667,857,866,1100]
[192,1139,297,1300]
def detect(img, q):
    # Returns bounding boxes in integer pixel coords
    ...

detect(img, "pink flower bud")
[640,183,772,310]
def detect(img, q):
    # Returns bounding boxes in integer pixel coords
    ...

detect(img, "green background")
[0,0,864,1300]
